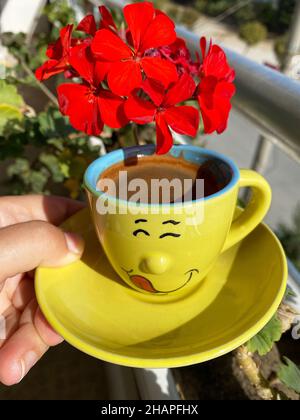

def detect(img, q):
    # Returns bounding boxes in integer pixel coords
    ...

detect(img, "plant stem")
[132,123,140,146]
[17,55,58,106]
[235,346,280,400]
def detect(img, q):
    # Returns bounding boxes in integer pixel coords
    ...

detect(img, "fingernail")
[18,351,38,383]
[64,232,84,255]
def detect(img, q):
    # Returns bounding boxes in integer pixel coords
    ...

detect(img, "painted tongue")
[130,275,158,293]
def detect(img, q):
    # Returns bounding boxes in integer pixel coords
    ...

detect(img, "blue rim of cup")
[84,144,240,207]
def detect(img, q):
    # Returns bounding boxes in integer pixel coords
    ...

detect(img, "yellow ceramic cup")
[84,145,271,297]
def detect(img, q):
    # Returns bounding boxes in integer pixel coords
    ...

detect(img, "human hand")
[0,195,85,385]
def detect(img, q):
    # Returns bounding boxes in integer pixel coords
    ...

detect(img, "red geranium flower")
[35,25,74,81]
[197,37,235,134]
[125,74,199,154]
[57,43,128,135]
[152,38,200,77]
[36,3,236,155]
[77,6,117,36]
[91,1,178,97]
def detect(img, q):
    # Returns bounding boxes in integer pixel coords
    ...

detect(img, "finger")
[0,221,84,282]
[34,307,63,347]
[0,299,62,386]
[12,276,36,311]
[0,195,85,227]
[0,276,24,315]
[0,277,35,349]
[0,306,21,349]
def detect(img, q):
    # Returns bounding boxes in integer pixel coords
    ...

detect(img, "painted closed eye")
[159,233,181,239]
[133,229,150,237]
[162,220,181,225]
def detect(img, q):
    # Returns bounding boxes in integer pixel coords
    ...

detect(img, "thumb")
[0,221,84,282]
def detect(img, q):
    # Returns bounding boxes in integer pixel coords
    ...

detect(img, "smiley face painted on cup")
[89,204,236,296]
[85,145,271,297]
[120,218,201,294]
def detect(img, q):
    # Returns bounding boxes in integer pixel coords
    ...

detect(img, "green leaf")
[0,81,24,134]
[39,153,65,183]
[285,287,297,299]
[38,108,74,138]
[6,159,50,193]
[47,138,65,151]
[28,169,49,193]
[59,162,70,178]
[7,158,30,179]
[246,315,282,356]
[0,80,24,108]
[43,0,76,28]
[278,357,300,394]
[0,105,23,134]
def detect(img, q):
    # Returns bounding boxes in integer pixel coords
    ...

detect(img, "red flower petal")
[214,82,235,133]
[155,113,174,155]
[57,83,103,135]
[77,14,97,36]
[163,105,199,137]
[46,25,73,59]
[38,25,73,80]
[201,42,235,82]
[216,80,236,100]
[141,57,178,89]
[99,6,117,30]
[200,37,207,61]
[199,101,229,134]
[141,78,165,107]
[91,29,132,61]
[60,24,73,51]
[163,74,196,107]
[108,60,142,96]
[98,90,128,128]
[124,1,155,51]
[46,40,62,59]
[69,39,108,84]
[140,13,176,52]
[216,103,231,133]
[199,74,217,95]
[126,29,134,49]
[95,60,111,81]
[69,43,100,85]
[35,59,66,81]
[198,79,235,134]
[124,95,156,124]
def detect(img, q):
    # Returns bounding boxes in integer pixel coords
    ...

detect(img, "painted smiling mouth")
[122,268,199,294]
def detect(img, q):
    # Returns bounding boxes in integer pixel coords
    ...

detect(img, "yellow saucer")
[35,209,287,368]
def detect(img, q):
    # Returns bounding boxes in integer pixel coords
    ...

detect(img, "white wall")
[0,0,46,34]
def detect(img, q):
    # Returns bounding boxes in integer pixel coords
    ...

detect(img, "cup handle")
[222,169,272,252]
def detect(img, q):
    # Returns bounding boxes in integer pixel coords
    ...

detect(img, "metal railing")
[90,0,300,164]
